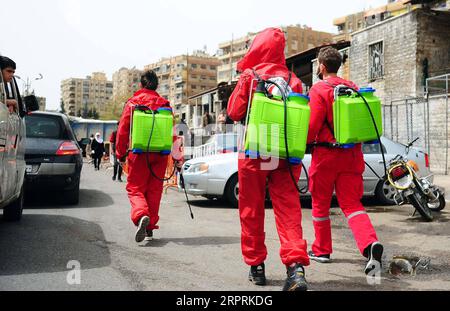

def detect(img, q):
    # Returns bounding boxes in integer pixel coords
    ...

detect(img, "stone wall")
[350,11,419,105]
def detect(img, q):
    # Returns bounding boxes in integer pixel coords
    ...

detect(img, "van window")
[25,115,69,139]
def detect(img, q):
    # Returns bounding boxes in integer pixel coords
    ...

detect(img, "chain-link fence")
[383,74,450,174]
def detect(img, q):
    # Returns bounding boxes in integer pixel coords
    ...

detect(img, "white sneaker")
[364,242,384,275]
[135,216,150,243]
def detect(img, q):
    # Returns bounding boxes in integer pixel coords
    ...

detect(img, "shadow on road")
[25,189,114,209]
[140,236,240,248]
[0,214,112,276]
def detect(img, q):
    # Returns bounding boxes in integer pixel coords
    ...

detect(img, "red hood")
[237,27,286,73]
[129,89,170,109]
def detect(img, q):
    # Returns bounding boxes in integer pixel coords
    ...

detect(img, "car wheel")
[225,174,239,209]
[65,182,80,205]
[3,184,25,222]
[376,178,397,205]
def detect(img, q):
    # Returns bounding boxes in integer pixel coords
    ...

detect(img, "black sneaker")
[364,242,384,275]
[248,263,266,286]
[135,216,150,243]
[308,251,332,264]
[145,230,153,242]
[112,176,116,181]
[283,264,308,291]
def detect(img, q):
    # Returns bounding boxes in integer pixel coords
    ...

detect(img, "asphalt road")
[1,162,450,291]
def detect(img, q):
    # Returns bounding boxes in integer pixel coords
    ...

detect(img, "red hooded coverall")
[227,28,310,267]
[307,77,379,257]
[116,89,172,231]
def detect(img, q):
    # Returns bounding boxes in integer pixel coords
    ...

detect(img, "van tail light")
[56,141,80,156]
[425,153,430,168]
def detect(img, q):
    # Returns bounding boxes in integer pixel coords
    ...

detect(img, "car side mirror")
[24,95,40,112]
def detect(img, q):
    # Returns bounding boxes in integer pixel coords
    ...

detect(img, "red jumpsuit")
[116,89,172,231]
[307,77,379,257]
[228,28,310,267]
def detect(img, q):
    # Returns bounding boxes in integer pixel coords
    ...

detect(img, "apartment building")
[112,67,142,102]
[144,51,220,116]
[217,25,333,83]
[61,72,113,117]
[332,0,449,42]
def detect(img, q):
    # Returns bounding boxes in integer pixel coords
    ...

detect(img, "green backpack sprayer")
[243,72,311,193]
[130,105,194,219]
[313,82,387,180]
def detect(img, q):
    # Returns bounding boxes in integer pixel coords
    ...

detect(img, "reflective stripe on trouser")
[127,153,169,231]
[238,157,310,267]
[310,147,379,257]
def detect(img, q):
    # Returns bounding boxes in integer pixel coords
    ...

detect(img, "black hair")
[0,56,16,70]
[318,47,342,74]
[141,70,159,91]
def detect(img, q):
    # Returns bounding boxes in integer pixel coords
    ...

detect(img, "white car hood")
[186,152,238,166]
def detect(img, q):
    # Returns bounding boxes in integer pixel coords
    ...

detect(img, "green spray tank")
[332,86,383,147]
[130,106,174,155]
[244,80,311,164]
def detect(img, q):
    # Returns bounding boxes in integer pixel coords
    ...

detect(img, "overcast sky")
[1,0,387,110]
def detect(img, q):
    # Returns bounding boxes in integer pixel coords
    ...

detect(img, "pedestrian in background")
[91,132,105,171]
[86,134,95,164]
[110,123,123,182]
[217,109,227,133]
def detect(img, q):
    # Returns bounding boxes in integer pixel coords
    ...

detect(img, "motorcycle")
[387,138,446,222]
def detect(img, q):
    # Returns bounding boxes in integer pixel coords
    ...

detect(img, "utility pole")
[230,33,234,83]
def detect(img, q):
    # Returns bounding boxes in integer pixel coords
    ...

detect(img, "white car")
[0,72,39,221]
[180,136,432,208]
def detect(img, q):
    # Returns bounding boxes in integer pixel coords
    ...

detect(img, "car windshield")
[25,115,68,139]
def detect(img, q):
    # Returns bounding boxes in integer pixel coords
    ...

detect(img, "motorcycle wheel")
[408,191,434,222]
[428,190,446,212]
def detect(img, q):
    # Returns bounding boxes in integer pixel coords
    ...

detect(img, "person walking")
[307,47,383,276]
[116,70,179,243]
[91,132,105,171]
[110,124,123,182]
[227,27,310,291]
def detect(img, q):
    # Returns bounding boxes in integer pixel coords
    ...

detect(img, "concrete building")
[36,96,46,111]
[144,51,220,117]
[112,67,142,102]
[333,0,449,42]
[349,8,450,173]
[349,8,450,104]
[217,25,334,84]
[61,72,113,117]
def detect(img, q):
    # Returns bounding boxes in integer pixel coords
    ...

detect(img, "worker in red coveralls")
[116,70,181,243]
[227,27,310,291]
[307,46,383,276]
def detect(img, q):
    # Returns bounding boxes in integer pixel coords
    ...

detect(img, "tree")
[101,94,129,120]
[87,108,93,119]
[92,107,100,120]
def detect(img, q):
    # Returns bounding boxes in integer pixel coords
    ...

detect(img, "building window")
[191,64,197,69]
[201,64,207,70]
[369,41,384,81]
[210,65,216,70]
